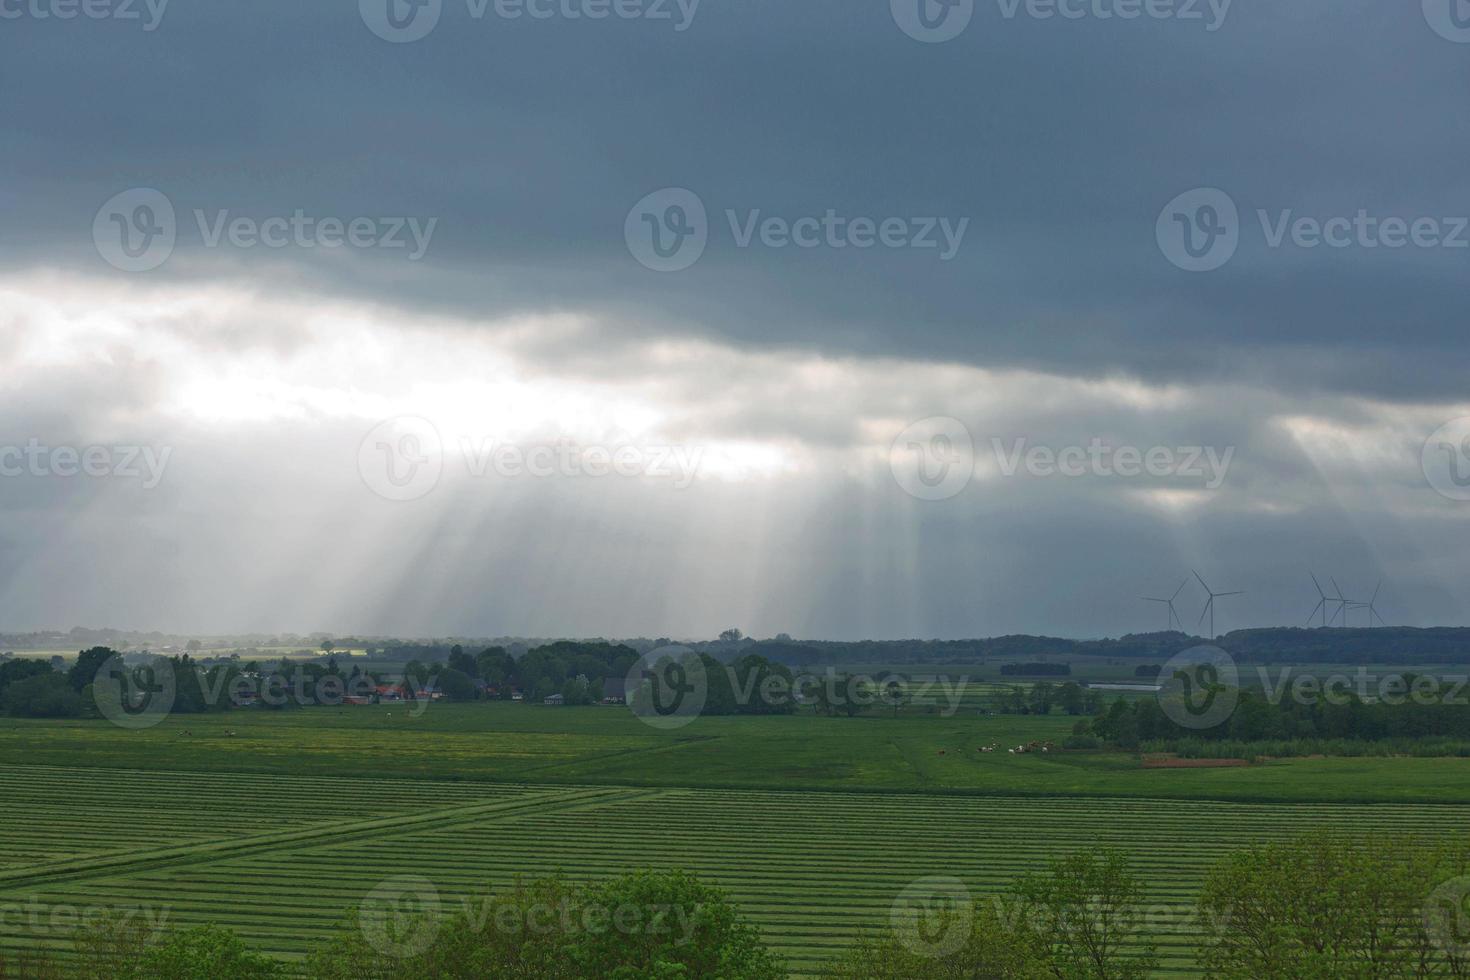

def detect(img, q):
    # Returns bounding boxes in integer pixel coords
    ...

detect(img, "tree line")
[1082,676,1470,752]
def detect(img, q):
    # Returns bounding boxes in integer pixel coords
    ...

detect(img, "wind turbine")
[1193,570,1243,639]
[1305,573,1343,628]
[1329,578,1350,626]
[1365,582,1386,626]
[1142,579,1189,631]
[1345,581,1387,627]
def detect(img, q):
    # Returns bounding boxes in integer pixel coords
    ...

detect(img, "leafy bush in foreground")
[305,869,784,980]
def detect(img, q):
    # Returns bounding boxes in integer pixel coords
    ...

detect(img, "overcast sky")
[1,0,1468,639]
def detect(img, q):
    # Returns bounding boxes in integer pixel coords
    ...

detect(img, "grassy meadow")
[5,701,1470,802]
[6,693,1470,975]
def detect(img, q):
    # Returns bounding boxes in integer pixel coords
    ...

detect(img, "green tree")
[68,646,117,693]
[402,661,431,694]
[24,917,282,980]
[728,655,797,715]
[436,668,478,701]
[831,902,1050,979]
[3,673,83,717]
[476,647,516,694]
[1028,681,1057,715]
[134,926,282,979]
[1014,850,1156,979]
[561,675,592,705]
[0,658,50,700]
[447,646,478,679]
[306,871,781,980]
[307,877,581,980]
[572,869,783,980]
[879,674,907,718]
[1197,834,1470,978]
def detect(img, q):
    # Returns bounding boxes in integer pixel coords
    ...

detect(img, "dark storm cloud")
[2,0,1467,398]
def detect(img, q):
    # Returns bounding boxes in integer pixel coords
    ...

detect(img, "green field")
[2,763,1468,976]
[5,701,1470,975]
[6,702,1470,802]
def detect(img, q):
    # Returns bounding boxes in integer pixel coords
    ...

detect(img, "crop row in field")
[3,766,1468,976]
[0,765,549,873]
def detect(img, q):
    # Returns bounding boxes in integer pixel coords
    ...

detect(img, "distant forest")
[8,626,1470,669]
[736,628,1470,667]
